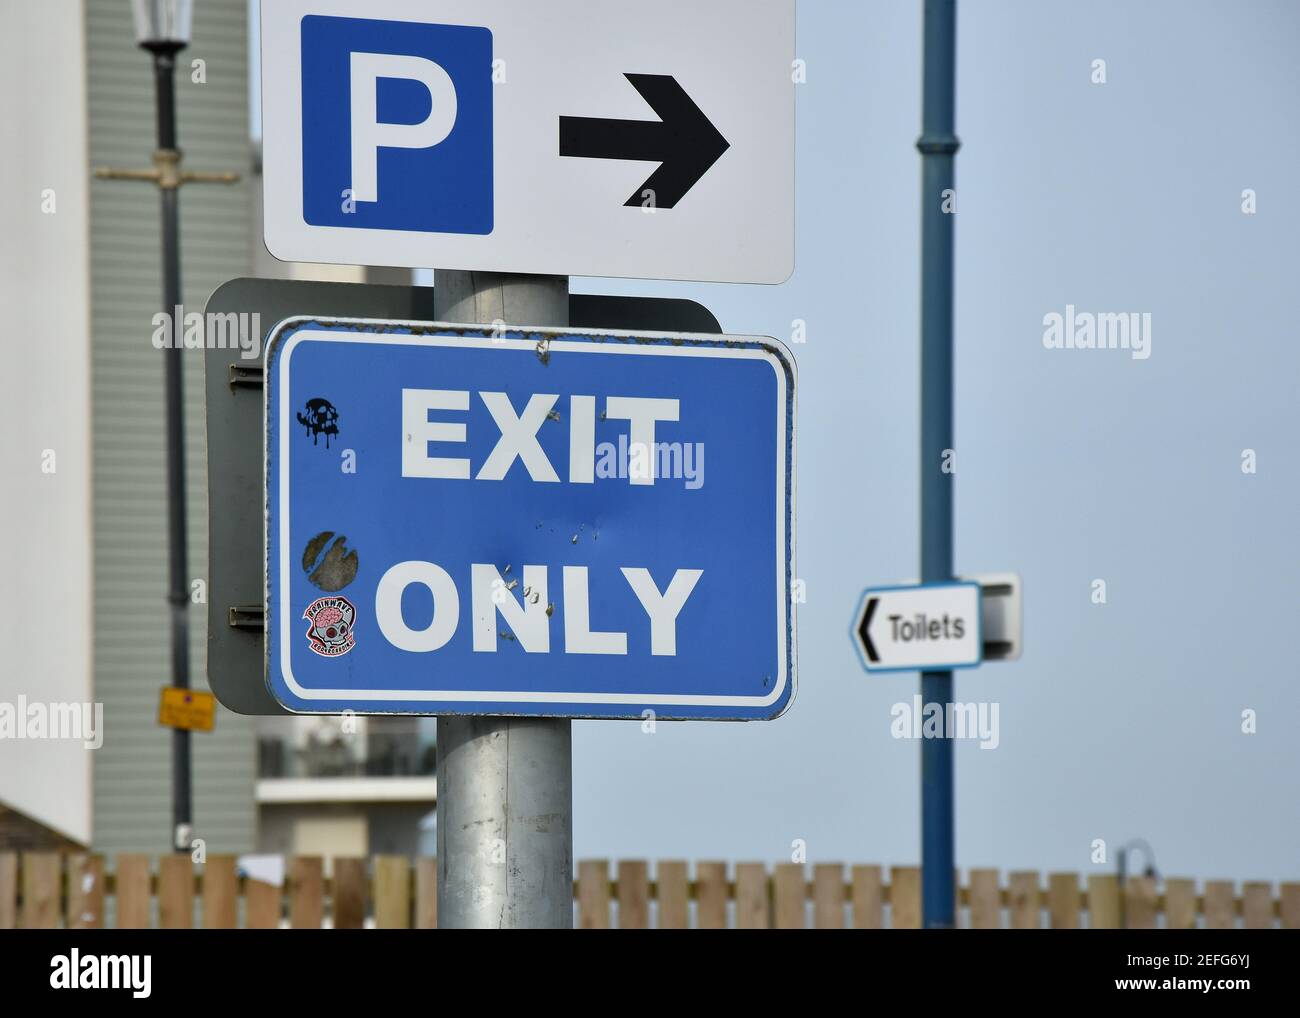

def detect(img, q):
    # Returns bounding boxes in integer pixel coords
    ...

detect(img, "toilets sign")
[265,319,796,719]
[852,582,983,674]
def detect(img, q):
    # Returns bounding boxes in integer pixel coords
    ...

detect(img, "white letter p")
[350,52,458,204]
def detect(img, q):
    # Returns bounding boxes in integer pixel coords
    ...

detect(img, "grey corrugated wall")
[87,0,255,854]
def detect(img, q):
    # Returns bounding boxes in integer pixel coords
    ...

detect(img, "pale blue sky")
[253,0,1300,881]
[568,0,1299,882]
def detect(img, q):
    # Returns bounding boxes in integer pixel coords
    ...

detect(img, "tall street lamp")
[96,0,238,851]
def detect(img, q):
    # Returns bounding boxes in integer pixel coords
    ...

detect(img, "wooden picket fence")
[1,853,1295,928]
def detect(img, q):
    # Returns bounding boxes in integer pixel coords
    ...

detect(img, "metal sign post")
[434,270,573,929]
[918,0,960,928]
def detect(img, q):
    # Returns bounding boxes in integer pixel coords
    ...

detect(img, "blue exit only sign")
[265,319,796,719]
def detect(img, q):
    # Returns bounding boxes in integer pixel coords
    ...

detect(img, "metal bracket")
[228,606,265,630]
[229,363,263,389]
[94,147,241,190]
[966,573,1022,662]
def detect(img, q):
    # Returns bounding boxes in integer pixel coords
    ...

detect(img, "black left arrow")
[559,74,730,209]
[858,597,880,663]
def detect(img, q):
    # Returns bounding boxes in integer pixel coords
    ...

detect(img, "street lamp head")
[131,0,193,52]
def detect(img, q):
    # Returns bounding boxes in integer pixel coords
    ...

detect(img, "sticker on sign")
[264,318,797,719]
[260,0,795,283]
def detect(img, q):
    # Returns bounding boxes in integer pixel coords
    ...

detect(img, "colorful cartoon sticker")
[303,595,356,657]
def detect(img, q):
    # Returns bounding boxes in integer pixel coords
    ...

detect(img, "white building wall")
[0,0,94,845]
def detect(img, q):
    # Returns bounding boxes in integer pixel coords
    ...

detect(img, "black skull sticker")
[297,398,340,447]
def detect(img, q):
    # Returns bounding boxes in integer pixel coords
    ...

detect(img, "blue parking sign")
[262,0,796,281]
[265,318,797,719]
[300,15,493,234]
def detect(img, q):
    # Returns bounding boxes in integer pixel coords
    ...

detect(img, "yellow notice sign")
[158,687,216,732]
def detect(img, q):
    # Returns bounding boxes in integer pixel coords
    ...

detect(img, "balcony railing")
[257,733,435,780]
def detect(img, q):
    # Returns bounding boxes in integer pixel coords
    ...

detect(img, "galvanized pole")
[150,41,194,854]
[433,272,574,928]
[917,0,959,927]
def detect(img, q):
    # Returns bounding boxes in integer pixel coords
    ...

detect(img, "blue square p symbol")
[301,16,493,235]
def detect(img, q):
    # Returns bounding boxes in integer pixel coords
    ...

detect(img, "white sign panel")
[261,0,795,283]
[852,582,983,673]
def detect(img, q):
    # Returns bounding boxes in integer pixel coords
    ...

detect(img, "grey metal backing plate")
[204,277,721,715]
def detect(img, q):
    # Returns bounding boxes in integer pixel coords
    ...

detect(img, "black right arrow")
[559,74,731,209]
[859,597,880,663]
